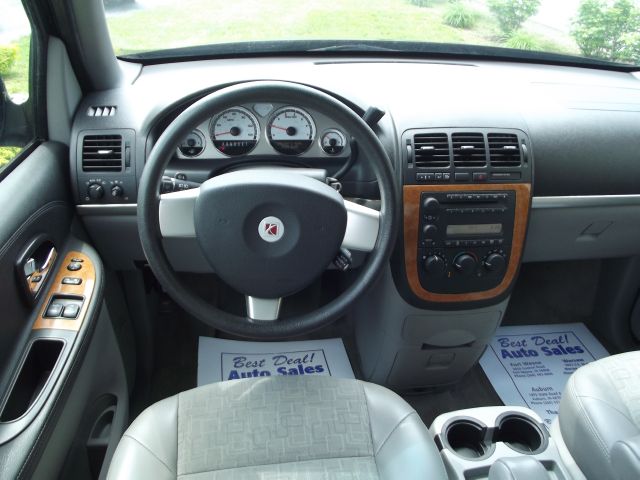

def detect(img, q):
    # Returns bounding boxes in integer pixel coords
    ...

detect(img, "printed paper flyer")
[480,323,609,426]
[198,337,354,385]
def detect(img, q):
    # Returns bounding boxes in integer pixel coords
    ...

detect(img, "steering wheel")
[138,81,398,338]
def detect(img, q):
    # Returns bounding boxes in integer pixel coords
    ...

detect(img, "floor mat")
[479,322,609,427]
[197,337,354,385]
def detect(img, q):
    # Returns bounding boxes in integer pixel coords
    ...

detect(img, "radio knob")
[454,253,477,275]
[424,255,446,276]
[422,224,438,239]
[484,253,507,273]
[87,183,104,200]
[423,197,440,213]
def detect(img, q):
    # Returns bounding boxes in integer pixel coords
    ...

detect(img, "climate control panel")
[416,191,516,294]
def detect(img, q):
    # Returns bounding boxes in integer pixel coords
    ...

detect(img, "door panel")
[0,143,129,479]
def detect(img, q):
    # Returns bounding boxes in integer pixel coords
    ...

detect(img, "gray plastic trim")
[532,195,640,209]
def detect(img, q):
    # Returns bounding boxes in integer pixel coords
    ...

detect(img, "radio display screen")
[446,223,503,236]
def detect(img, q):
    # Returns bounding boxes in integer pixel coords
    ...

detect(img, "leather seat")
[107,376,448,479]
[558,351,640,480]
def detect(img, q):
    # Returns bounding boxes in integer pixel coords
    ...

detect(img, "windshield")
[106,0,640,66]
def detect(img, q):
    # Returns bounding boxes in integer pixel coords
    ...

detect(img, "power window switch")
[62,277,82,285]
[46,303,64,318]
[62,304,80,319]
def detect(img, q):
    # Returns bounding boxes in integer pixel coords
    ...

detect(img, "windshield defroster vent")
[413,133,450,168]
[488,133,521,167]
[452,133,487,167]
[82,135,123,172]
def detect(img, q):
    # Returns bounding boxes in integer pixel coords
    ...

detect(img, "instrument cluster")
[176,103,349,159]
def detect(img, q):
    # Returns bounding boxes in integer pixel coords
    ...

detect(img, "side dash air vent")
[82,135,123,172]
[413,133,450,168]
[452,132,486,167]
[87,105,117,117]
[488,133,521,167]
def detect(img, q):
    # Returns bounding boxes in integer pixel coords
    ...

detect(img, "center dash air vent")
[488,133,521,167]
[413,133,450,168]
[452,133,486,167]
[82,135,123,172]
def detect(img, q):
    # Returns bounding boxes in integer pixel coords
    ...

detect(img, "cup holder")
[495,414,546,455]
[443,413,547,460]
[444,419,491,459]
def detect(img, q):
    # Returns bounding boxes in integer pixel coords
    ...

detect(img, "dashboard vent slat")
[488,133,521,167]
[413,133,450,168]
[87,105,117,117]
[82,134,123,172]
[452,132,487,167]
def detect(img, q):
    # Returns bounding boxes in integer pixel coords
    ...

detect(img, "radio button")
[422,197,440,212]
[422,224,438,239]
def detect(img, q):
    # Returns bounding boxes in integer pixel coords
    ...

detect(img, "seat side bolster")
[612,435,640,480]
[361,381,447,480]
[107,396,179,480]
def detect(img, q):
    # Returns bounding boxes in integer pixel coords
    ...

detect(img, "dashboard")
[69,55,640,307]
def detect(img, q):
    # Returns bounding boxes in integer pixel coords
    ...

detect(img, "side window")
[0,2,33,174]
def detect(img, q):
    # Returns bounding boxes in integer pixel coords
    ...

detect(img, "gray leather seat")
[558,351,640,480]
[107,376,448,479]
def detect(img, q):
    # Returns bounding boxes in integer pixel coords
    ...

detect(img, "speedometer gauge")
[210,107,259,156]
[267,107,316,155]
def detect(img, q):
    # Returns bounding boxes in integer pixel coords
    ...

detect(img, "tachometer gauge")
[267,107,316,155]
[210,107,259,156]
[320,129,347,155]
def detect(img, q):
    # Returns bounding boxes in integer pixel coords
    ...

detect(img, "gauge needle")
[271,125,288,131]
[216,131,231,136]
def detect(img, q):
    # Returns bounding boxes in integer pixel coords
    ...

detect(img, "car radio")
[417,191,516,294]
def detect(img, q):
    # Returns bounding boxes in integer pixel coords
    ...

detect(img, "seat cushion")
[559,351,640,479]
[107,376,447,479]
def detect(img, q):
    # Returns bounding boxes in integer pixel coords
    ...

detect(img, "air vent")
[87,105,117,117]
[82,135,123,172]
[413,133,450,168]
[488,133,521,167]
[452,133,487,167]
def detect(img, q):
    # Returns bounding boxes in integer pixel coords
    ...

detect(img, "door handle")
[16,236,57,304]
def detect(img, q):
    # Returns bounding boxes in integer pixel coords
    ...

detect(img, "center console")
[354,127,533,390]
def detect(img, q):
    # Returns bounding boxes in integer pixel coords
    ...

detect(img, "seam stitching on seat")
[179,454,376,478]
[570,375,611,462]
[124,434,177,475]
[361,382,381,479]
[374,411,416,456]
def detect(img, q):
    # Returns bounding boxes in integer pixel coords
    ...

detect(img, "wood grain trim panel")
[404,183,531,303]
[33,251,95,331]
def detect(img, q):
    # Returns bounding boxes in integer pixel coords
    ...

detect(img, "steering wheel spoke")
[342,200,380,252]
[159,188,198,237]
[246,296,282,321]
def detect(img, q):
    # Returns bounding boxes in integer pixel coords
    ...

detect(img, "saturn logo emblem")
[258,216,284,242]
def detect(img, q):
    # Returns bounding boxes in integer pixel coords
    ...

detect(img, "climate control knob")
[111,185,124,198]
[422,197,440,213]
[87,183,104,200]
[422,224,438,239]
[453,253,477,275]
[484,253,507,273]
[424,255,446,276]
